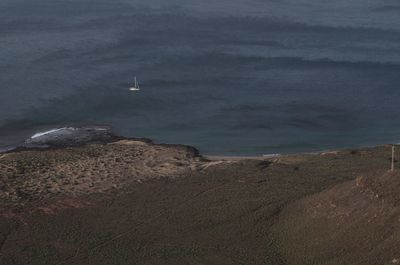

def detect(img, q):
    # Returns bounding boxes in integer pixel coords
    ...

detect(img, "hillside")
[0,142,398,264]
[275,170,400,265]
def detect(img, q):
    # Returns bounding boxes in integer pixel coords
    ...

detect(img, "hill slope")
[276,171,400,265]
[0,143,398,264]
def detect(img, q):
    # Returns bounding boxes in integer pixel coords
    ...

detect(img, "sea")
[1,0,400,155]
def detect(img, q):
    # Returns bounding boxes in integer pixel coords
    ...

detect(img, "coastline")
[1,129,399,264]
[1,125,398,160]
[1,130,396,207]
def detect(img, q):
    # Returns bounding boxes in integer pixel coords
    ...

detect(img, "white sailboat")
[129,77,140,91]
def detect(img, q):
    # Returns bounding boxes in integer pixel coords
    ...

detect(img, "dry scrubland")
[0,140,399,265]
[0,140,202,204]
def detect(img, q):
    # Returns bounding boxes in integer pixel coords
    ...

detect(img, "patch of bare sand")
[109,139,147,146]
[205,155,267,161]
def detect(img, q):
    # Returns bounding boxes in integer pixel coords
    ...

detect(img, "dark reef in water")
[0,126,123,153]
[25,126,117,147]
[0,125,201,158]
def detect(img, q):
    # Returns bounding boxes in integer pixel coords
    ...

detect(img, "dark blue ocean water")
[1,0,400,155]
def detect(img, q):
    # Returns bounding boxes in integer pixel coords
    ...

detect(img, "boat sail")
[129,77,140,91]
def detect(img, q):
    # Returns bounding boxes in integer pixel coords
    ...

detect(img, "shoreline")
[206,144,398,161]
[0,125,399,160]
[1,135,398,161]
[1,130,399,264]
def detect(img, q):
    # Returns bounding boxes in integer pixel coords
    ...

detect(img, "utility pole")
[391,145,395,172]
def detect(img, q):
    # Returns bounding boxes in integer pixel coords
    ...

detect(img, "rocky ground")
[0,139,203,205]
[0,140,399,265]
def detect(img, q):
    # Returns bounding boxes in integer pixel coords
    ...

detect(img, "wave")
[172,52,400,73]
[372,6,400,12]
[29,127,77,139]
[24,126,114,147]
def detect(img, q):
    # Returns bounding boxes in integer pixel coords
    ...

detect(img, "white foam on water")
[262,153,281,157]
[30,127,76,139]
[29,126,109,139]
